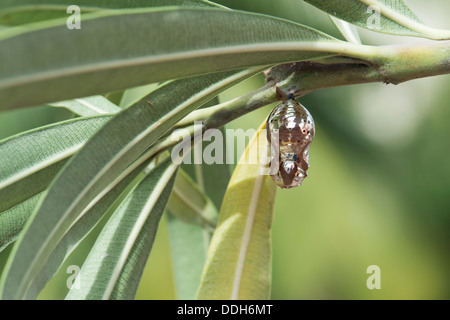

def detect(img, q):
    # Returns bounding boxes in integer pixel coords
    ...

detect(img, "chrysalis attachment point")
[266,96,315,188]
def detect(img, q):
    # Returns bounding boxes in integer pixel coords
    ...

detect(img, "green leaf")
[65,159,178,300]
[0,7,343,110]
[49,96,121,116]
[166,212,210,300]
[0,116,110,254]
[197,121,277,300]
[25,154,154,299]
[0,0,224,26]
[191,137,231,210]
[0,192,43,252]
[167,170,217,228]
[0,107,113,253]
[0,68,262,300]
[166,168,220,299]
[181,97,231,211]
[166,97,229,300]
[303,0,450,40]
[329,16,361,45]
[0,115,111,213]
[119,83,159,109]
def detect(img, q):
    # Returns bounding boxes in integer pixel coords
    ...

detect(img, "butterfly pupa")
[266,96,315,188]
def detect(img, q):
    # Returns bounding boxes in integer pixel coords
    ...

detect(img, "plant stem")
[148,38,450,190]
[180,40,450,131]
[270,40,450,96]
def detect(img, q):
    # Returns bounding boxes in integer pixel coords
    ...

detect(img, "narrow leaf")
[166,212,210,300]
[49,96,121,116]
[303,0,450,40]
[0,0,224,26]
[65,159,178,300]
[166,171,218,299]
[0,68,262,300]
[119,83,159,109]
[0,7,343,110]
[25,153,154,299]
[165,168,219,298]
[0,192,43,252]
[329,16,362,45]
[196,121,277,300]
[181,97,231,211]
[166,97,228,299]
[0,115,111,213]
[167,169,217,229]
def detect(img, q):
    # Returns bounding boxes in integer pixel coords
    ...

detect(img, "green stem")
[271,41,450,96]
[164,41,450,143]
[205,41,449,128]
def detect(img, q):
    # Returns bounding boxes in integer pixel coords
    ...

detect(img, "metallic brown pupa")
[266,98,315,188]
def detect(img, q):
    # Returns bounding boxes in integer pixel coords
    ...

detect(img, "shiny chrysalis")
[266,95,315,188]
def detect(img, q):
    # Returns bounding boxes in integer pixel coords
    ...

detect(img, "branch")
[199,40,450,129]
[268,40,450,95]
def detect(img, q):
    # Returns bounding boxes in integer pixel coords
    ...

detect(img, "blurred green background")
[0,0,449,299]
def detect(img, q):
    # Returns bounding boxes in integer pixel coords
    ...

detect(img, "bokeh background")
[0,0,449,299]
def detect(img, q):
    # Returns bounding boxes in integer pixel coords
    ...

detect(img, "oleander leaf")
[0,0,224,26]
[329,16,361,44]
[25,153,154,299]
[119,83,159,109]
[0,7,344,110]
[166,168,219,299]
[197,120,277,300]
[65,159,178,300]
[303,0,450,40]
[166,212,210,300]
[167,170,217,228]
[0,115,111,214]
[166,96,229,299]
[0,192,43,252]
[0,67,262,300]
[49,96,121,116]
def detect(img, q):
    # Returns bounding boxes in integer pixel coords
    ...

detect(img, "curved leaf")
[167,88,225,297]
[0,7,346,110]
[49,96,121,116]
[329,16,361,45]
[166,97,229,300]
[196,121,277,300]
[180,97,230,212]
[166,168,219,299]
[119,83,159,109]
[0,115,111,213]
[65,159,178,300]
[0,192,42,252]
[303,0,450,40]
[0,67,262,300]
[25,153,155,299]
[0,0,224,26]
[167,169,217,229]
[166,212,210,300]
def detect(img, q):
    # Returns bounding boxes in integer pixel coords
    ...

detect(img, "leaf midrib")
[0,144,82,190]
[230,171,265,300]
[0,41,383,92]
[102,162,178,299]
[13,67,263,299]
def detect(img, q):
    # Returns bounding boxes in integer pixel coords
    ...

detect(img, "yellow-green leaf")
[196,120,276,300]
